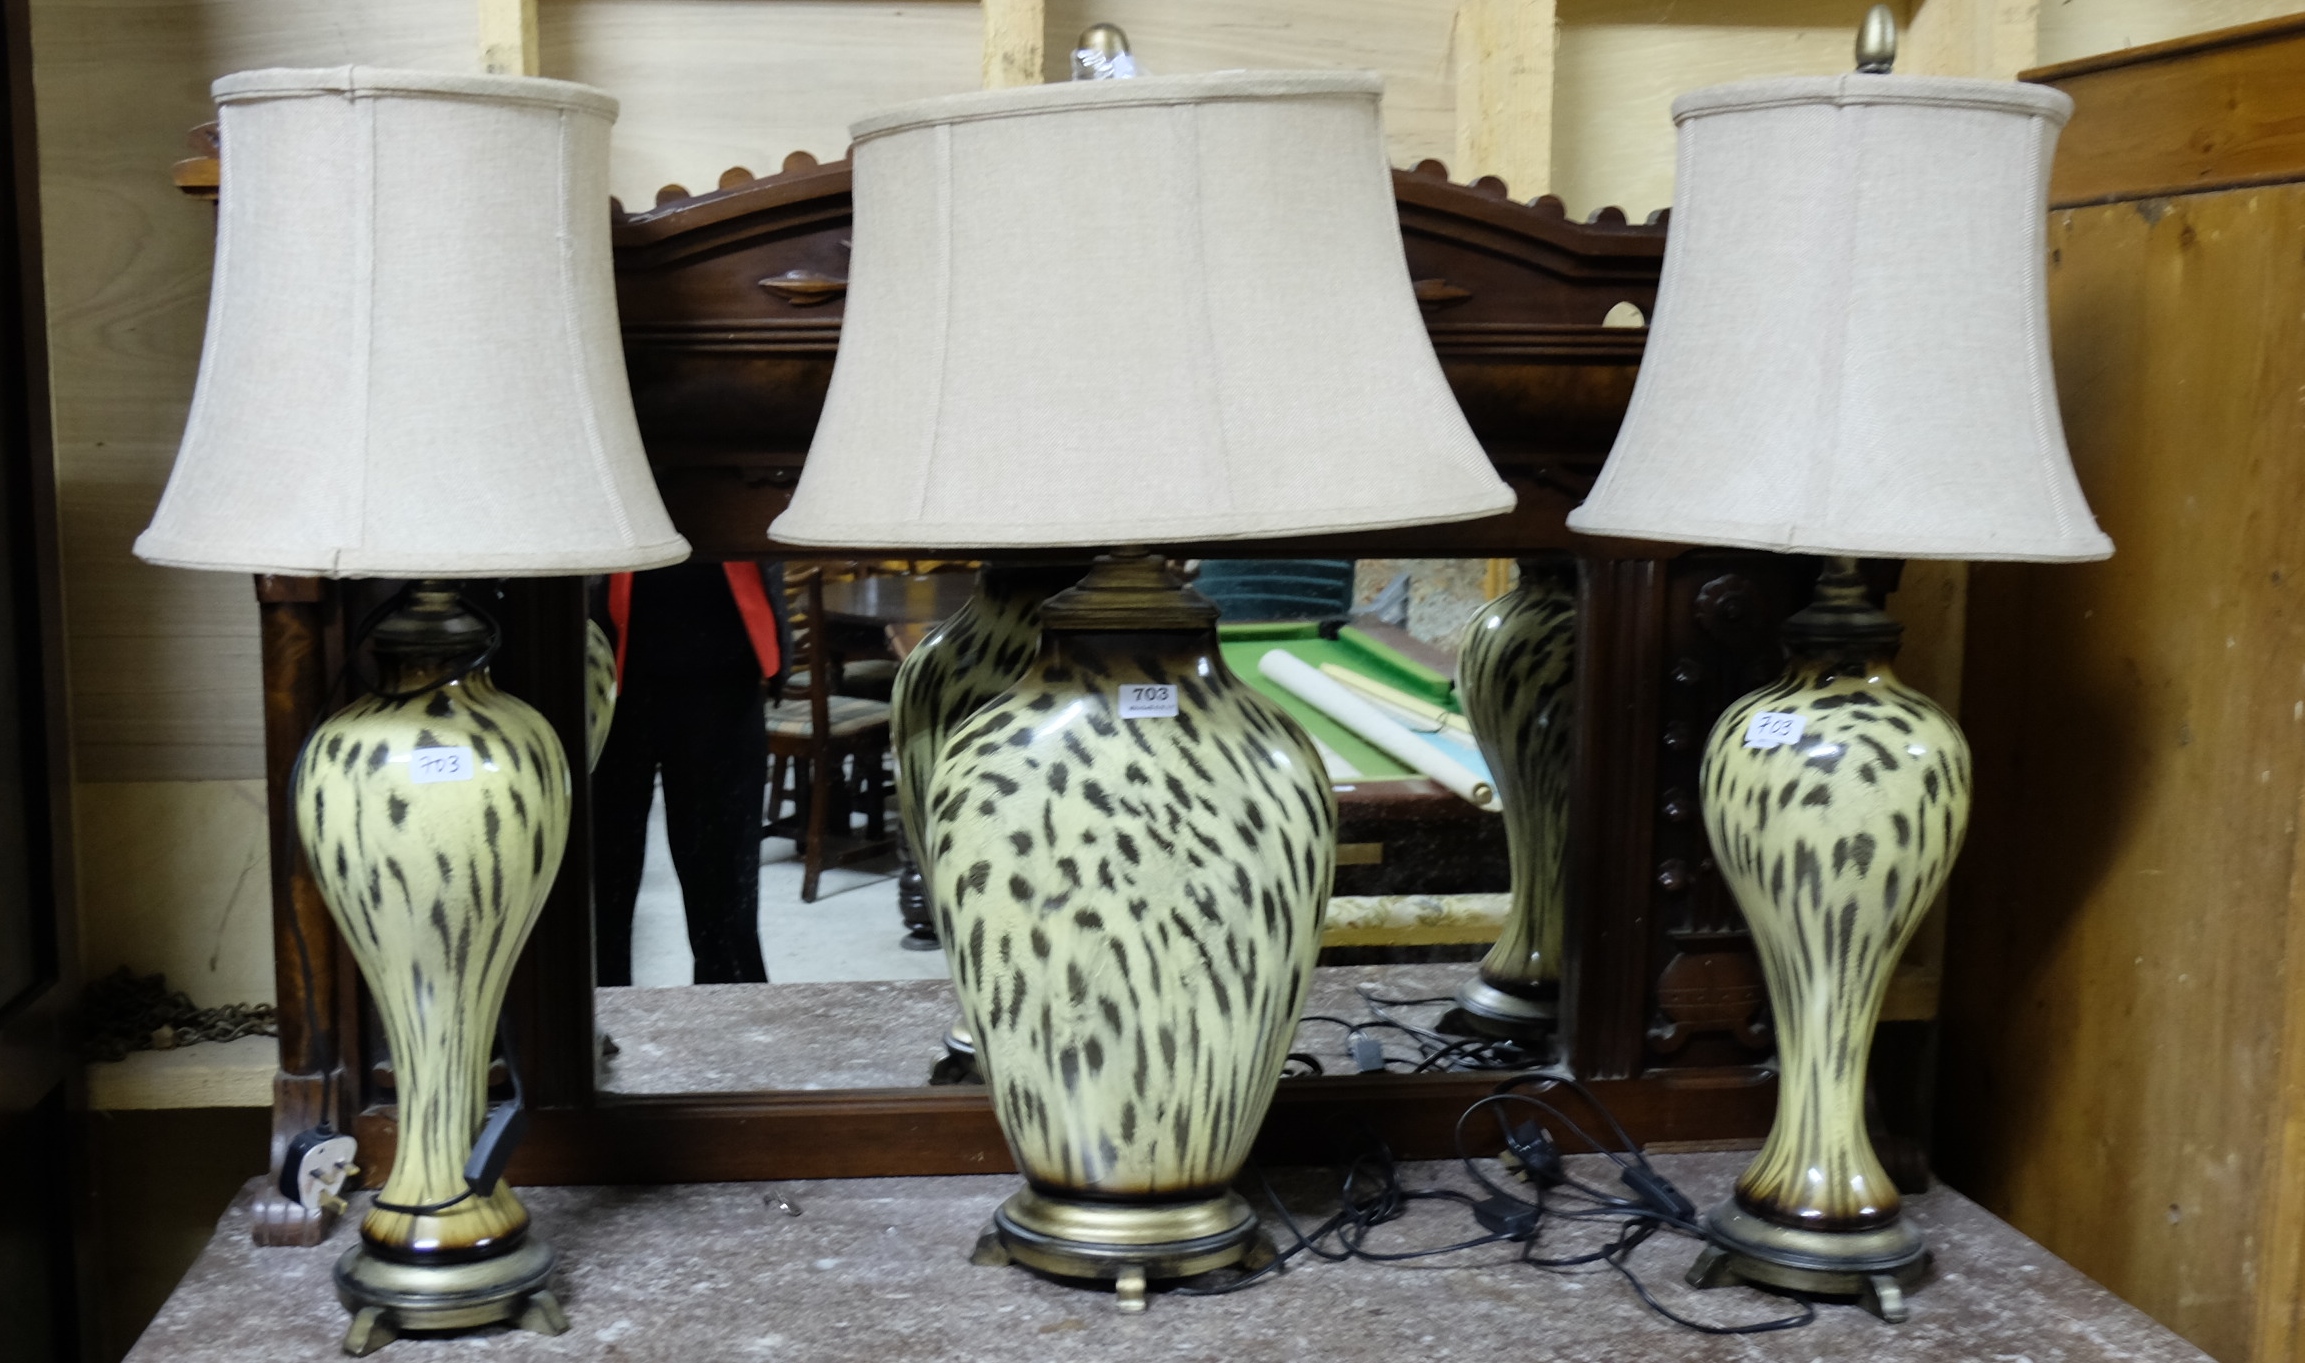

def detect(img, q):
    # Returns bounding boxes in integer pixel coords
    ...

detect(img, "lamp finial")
[1856,4,1897,73]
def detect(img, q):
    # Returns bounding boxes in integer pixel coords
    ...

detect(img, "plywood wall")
[1042,0,1462,170]
[541,0,982,209]
[2039,0,2305,64]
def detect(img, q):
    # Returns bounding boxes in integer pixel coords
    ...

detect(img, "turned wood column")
[250,573,351,1246]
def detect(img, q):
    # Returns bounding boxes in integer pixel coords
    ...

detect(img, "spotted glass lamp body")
[929,559,1334,1286]
[291,592,572,1347]
[1689,577,1971,1317]
[1452,557,1577,1037]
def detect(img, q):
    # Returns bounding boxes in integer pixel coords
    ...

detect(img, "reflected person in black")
[594,559,784,985]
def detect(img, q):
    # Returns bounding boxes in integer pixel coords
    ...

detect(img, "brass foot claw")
[516,1290,571,1336]
[1860,1273,1909,1324]
[1114,1266,1147,1313]
[969,1223,1013,1266]
[342,1306,396,1357]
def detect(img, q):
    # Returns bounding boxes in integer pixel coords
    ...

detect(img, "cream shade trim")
[850,69,1383,142]
[213,66,619,119]
[135,67,688,579]
[774,70,1512,551]
[1567,75,2111,564]
[1670,74,2070,122]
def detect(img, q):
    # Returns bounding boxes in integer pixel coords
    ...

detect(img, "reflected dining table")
[817,571,978,666]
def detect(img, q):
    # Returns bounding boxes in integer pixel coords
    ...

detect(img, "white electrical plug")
[291,1133,360,1214]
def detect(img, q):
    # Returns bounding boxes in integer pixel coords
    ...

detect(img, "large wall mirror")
[591,552,1536,1099]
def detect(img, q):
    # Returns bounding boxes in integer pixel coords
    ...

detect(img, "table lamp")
[1565,20,2110,1321]
[134,68,687,1353]
[773,71,1512,1305]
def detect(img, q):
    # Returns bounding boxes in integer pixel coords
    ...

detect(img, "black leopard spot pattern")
[293,670,569,1253]
[930,632,1334,1196]
[1703,658,1970,1230]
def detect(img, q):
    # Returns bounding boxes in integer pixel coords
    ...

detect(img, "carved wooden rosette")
[930,567,1334,1197]
[1700,651,1969,1233]
[1457,556,1578,1005]
[294,668,570,1258]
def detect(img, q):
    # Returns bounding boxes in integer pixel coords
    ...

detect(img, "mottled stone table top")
[129,1154,2207,1363]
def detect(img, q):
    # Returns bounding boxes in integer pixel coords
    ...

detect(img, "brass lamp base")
[1686,1200,1929,1324]
[971,1187,1270,1312]
[1452,977,1558,1040]
[334,1235,568,1355]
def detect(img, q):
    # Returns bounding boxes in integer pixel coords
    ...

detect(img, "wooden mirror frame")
[235,153,1891,1239]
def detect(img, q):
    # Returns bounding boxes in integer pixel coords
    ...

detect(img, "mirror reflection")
[591,556,1548,1096]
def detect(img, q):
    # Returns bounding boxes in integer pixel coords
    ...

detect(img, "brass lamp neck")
[1038,551,1219,632]
[1782,555,1902,662]
[368,580,495,694]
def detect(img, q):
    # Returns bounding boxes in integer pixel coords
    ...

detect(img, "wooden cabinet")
[1942,17,2305,1362]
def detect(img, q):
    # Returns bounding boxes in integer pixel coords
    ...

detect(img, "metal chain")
[79,967,277,1062]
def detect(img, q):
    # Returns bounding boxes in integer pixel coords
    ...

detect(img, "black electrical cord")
[1172,1071,1817,1336]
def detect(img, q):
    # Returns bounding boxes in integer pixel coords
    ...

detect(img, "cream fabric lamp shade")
[770,71,1512,549]
[134,67,689,578]
[1567,76,2112,562]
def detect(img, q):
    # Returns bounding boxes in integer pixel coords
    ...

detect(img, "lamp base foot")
[334,1236,566,1354]
[1452,977,1557,1041]
[974,1186,1266,1310]
[1686,1200,1929,1323]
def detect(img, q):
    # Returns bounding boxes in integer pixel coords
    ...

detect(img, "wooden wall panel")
[2037,14,2305,208]
[1454,0,1557,193]
[1039,0,1460,169]
[1941,184,2305,1363]
[2037,0,2305,68]
[540,1,982,209]
[1551,0,1917,221]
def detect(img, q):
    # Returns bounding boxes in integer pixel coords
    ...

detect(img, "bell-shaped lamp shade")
[134,67,689,578]
[1567,76,2112,562]
[770,71,1511,549]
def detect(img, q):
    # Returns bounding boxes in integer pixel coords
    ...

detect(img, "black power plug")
[1504,1120,1566,1189]
[1620,1164,1697,1224]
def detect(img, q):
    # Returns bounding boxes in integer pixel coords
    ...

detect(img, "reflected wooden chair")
[763,566,895,901]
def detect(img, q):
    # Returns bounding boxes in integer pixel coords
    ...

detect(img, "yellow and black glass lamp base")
[971,1187,1273,1312]
[1686,1199,1930,1323]
[335,1235,568,1355]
